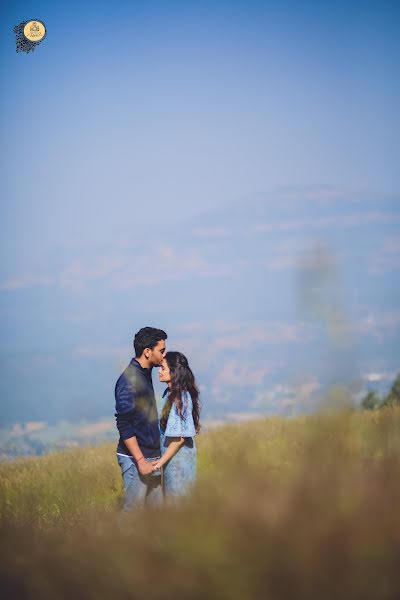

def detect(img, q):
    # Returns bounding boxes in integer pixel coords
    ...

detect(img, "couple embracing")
[115,327,201,509]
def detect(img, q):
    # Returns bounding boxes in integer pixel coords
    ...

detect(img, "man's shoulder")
[116,360,144,389]
[115,362,139,408]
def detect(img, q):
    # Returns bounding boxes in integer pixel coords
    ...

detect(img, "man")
[115,326,167,510]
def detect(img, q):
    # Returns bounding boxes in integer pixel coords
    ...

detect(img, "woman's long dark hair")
[160,351,201,434]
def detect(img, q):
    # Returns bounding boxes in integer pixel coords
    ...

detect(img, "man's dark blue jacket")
[115,359,160,458]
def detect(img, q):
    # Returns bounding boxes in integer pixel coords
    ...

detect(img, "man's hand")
[138,458,155,476]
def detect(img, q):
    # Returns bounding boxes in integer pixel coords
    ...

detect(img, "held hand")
[138,459,155,476]
[152,461,163,471]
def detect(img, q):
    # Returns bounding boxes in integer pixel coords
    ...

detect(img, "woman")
[153,351,201,499]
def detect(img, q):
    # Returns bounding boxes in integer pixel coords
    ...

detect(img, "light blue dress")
[160,390,197,498]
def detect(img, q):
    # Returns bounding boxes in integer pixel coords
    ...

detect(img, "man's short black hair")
[134,327,167,357]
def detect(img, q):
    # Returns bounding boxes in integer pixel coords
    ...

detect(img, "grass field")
[1,409,400,599]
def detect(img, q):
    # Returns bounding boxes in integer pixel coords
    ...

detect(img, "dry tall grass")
[1,409,400,599]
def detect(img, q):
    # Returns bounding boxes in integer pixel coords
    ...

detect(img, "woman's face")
[159,359,172,384]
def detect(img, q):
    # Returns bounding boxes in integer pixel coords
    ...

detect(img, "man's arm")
[123,435,154,476]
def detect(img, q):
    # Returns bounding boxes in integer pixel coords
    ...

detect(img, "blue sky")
[0,1,399,425]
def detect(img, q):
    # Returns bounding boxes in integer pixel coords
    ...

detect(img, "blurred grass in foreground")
[1,409,400,599]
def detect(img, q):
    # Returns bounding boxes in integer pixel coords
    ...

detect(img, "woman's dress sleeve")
[164,391,196,437]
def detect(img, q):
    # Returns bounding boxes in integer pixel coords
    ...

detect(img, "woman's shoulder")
[164,390,196,437]
[181,389,193,410]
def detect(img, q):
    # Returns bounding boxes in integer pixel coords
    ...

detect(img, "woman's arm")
[153,437,184,469]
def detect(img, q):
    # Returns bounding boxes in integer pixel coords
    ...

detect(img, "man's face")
[147,339,166,367]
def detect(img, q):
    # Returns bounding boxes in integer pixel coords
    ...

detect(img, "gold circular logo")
[23,20,46,42]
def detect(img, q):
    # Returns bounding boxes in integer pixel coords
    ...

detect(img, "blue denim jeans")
[117,454,163,510]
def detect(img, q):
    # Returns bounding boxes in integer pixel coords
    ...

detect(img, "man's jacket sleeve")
[115,375,136,440]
